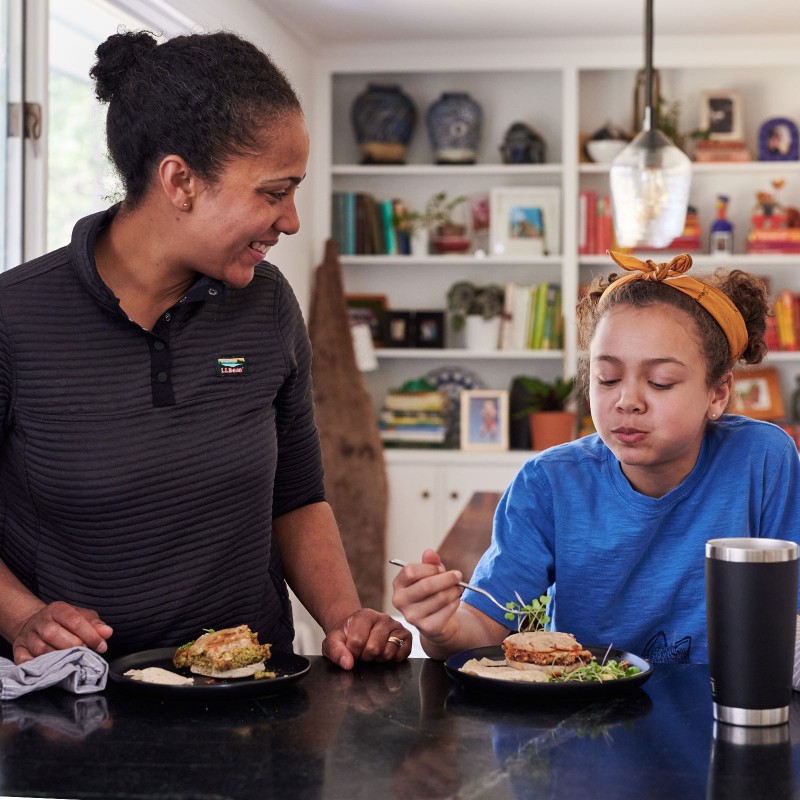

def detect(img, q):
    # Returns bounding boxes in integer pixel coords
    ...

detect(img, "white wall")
[167,0,321,316]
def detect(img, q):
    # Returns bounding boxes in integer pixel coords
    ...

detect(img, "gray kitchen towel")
[0,647,108,700]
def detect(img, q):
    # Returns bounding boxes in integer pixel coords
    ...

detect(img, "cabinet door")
[383,462,439,610]
[440,464,520,534]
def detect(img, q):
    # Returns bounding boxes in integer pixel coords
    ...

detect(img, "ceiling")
[260,0,800,45]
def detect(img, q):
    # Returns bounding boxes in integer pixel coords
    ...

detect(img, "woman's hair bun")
[90,30,158,103]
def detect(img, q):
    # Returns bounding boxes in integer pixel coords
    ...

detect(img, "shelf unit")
[312,36,800,609]
[317,43,800,418]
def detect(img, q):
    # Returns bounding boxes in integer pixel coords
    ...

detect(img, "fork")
[389,558,528,615]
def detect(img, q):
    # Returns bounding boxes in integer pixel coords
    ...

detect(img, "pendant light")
[609,0,692,249]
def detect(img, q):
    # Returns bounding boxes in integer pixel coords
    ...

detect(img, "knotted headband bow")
[600,251,749,363]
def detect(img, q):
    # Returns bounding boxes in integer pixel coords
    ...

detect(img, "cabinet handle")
[450,491,459,500]
[421,490,430,499]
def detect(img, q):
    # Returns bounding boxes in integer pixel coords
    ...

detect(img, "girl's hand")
[13,601,113,664]
[392,549,464,646]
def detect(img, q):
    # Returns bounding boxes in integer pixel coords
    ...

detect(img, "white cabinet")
[382,450,528,611]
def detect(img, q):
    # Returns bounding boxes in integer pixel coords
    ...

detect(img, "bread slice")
[190,661,266,679]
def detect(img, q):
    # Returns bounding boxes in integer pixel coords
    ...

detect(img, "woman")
[394,251,800,663]
[0,29,410,668]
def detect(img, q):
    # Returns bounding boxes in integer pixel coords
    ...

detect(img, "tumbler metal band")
[713,703,790,727]
[706,538,799,563]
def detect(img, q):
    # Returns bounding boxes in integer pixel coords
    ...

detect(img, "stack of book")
[498,283,563,351]
[378,389,448,447]
[693,140,750,162]
[747,228,800,254]
[771,290,800,350]
[331,192,409,256]
[578,191,614,255]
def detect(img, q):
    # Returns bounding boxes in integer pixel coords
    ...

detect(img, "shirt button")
[208,288,218,296]
[153,341,165,351]
[164,313,172,322]
[156,371,168,383]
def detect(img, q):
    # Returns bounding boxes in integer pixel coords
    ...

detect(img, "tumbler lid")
[706,538,799,563]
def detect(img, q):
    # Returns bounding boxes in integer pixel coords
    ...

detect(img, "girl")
[393,251,800,663]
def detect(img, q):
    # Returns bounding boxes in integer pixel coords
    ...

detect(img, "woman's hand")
[391,549,464,647]
[322,608,411,670]
[13,601,113,664]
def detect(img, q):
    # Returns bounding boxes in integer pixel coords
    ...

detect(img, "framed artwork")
[758,117,799,161]
[730,368,785,421]
[413,310,445,348]
[489,186,560,257]
[345,294,388,347]
[385,310,414,347]
[699,90,743,141]
[460,389,509,451]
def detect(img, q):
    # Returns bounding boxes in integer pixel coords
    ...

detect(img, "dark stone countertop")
[0,657,798,800]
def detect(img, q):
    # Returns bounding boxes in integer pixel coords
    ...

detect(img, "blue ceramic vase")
[426,92,482,164]
[350,84,417,164]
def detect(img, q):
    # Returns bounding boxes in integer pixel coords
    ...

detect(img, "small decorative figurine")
[499,122,546,164]
[709,195,734,254]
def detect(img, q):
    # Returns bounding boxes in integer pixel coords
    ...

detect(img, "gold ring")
[387,635,404,648]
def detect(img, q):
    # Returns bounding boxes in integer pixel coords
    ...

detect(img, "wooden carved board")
[307,239,388,610]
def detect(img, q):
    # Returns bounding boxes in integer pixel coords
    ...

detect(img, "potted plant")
[447,281,505,350]
[396,191,468,255]
[513,375,577,451]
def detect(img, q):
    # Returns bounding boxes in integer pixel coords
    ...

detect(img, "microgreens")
[504,592,550,632]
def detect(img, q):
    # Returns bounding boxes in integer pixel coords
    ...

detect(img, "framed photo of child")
[460,389,509,451]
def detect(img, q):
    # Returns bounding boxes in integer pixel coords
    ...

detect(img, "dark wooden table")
[1,656,798,799]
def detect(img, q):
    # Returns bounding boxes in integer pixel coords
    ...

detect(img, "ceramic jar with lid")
[350,84,417,164]
[426,92,482,164]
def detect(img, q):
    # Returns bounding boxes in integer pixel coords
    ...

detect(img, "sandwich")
[500,631,594,678]
[172,624,271,678]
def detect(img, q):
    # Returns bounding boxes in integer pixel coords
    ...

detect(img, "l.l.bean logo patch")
[215,356,247,377]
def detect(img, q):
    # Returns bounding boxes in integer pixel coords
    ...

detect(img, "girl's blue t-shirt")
[464,415,800,663]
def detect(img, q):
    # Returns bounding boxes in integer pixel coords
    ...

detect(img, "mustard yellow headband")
[600,251,749,363]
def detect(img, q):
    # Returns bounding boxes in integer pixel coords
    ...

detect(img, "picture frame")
[699,90,743,141]
[489,186,560,257]
[413,310,445,348]
[460,389,509,451]
[345,294,388,347]
[758,117,799,161]
[384,310,414,348]
[730,368,785,421]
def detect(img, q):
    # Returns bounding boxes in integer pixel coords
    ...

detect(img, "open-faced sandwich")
[173,624,272,678]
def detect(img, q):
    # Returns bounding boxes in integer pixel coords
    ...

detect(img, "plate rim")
[445,643,652,698]
[108,646,310,698]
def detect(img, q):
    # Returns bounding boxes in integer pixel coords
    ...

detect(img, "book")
[529,282,549,350]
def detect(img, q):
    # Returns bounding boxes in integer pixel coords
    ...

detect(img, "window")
[0,0,196,268]
[47,0,198,252]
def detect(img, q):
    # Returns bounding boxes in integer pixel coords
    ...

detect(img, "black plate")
[108,648,310,699]
[445,644,652,700]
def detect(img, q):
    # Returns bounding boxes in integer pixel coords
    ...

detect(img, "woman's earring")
[182,202,189,208]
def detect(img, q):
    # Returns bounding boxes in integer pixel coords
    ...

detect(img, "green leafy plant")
[512,375,576,418]
[446,280,505,331]
[396,190,466,234]
[504,592,550,632]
